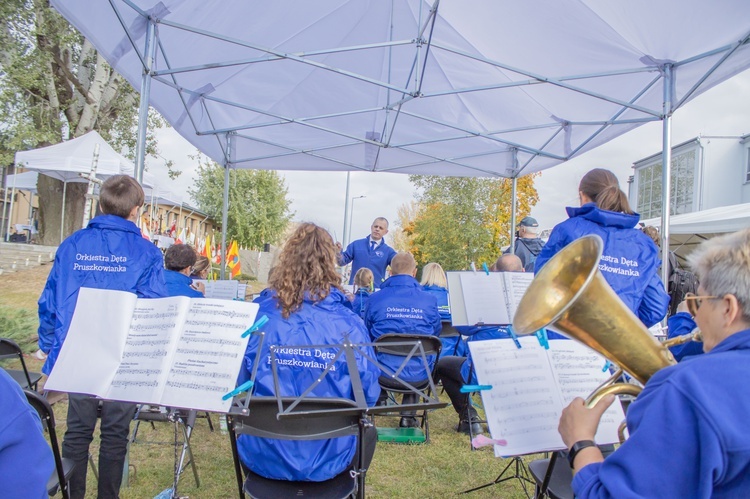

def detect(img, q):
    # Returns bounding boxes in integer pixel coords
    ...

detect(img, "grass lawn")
[1,265,544,498]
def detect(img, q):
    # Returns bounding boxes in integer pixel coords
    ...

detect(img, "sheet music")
[161,299,258,412]
[469,338,625,457]
[459,273,510,325]
[194,279,240,300]
[502,272,534,315]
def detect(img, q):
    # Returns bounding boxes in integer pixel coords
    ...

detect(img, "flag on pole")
[175,228,185,245]
[227,240,241,278]
[205,234,213,261]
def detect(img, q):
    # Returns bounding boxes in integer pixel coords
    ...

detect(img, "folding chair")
[227,396,369,499]
[372,333,442,443]
[23,389,77,499]
[528,452,574,499]
[1,338,43,390]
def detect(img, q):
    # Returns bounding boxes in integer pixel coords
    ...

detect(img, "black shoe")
[456,419,483,435]
[399,417,420,428]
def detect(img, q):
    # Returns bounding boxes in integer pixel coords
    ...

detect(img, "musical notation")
[170,369,231,379]
[496,411,558,425]
[189,309,252,320]
[182,337,242,347]
[125,339,170,347]
[482,363,545,375]
[111,380,158,388]
[175,348,238,358]
[490,386,551,399]
[123,350,168,359]
[131,312,180,320]
[115,368,161,376]
[184,320,246,329]
[165,380,226,392]
[129,323,176,332]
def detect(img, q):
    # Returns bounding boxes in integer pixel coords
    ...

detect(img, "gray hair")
[687,228,750,321]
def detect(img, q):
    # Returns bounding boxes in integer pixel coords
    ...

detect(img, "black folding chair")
[528,452,574,499]
[1,338,43,390]
[23,389,77,498]
[372,333,442,442]
[227,396,369,499]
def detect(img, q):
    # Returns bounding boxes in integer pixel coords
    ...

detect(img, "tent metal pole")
[342,171,351,246]
[134,20,157,184]
[0,165,8,240]
[220,133,233,280]
[509,148,518,249]
[5,171,18,242]
[659,64,674,290]
[60,181,67,244]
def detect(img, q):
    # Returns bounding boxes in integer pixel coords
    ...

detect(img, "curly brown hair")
[269,223,343,318]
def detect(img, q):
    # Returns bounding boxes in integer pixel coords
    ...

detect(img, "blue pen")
[508,325,522,349]
[535,328,549,349]
[482,262,490,275]
[460,384,492,393]
[222,380,254,401]
[241,315,269,338]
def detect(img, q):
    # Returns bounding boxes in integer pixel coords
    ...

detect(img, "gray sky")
[147,70,750,244]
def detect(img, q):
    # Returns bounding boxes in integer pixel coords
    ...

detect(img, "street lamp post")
[347,195,366,246]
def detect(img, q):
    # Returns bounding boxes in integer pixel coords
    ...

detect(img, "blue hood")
[565,203,640,229]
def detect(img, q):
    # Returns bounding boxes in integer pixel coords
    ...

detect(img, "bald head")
[493,254,524,272]
[390,252,417,276]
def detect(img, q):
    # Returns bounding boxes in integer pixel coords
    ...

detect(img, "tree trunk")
[37,175,87,245]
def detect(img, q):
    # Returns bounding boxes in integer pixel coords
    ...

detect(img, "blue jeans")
[62,393,136,499]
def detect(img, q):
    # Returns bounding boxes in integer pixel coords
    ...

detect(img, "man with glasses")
[337,217,396,288]
[558,228,750,498]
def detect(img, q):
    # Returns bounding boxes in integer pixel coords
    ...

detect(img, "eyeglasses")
[684,292,719,316]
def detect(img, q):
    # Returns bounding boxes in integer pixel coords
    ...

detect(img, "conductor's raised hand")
[558,395,615,449]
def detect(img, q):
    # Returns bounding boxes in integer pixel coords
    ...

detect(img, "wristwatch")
[567,440,597,468]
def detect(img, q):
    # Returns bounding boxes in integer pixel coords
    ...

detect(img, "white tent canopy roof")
[51,0,750,177]
[641,203,750,235]
[5,171,39,193]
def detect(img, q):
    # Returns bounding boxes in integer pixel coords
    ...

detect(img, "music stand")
[461,454,535,497]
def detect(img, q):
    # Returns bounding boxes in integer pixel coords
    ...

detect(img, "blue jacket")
[237,288,380,482]
[535,204,669,327]
[0,369,54,499]
[667,312,703,361]
[339,236,396,287]
[164,269,203,298]
[422,284,451,322]
[365,274,442,381]
[351,288,371,319]
[37,215,168,375]
[573,329,750,498]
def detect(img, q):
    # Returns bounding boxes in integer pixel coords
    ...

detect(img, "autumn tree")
[399,174,539,270]
[0,0,174,244]
[189,155,293,249]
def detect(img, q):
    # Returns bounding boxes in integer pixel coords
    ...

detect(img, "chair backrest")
[372,333,442,359]
[24,389,70,499]
[228,397,362,441]
[1,338,35,388]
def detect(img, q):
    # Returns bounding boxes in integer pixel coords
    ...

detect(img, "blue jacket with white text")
[534,204,669,327]
[338,236,396,287]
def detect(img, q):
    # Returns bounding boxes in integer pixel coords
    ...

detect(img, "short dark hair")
[99,175,145,218]
[165,244,198,271]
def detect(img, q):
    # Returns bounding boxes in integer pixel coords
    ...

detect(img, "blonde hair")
[420,262,447,288]
[269,223,342,318]
[353,267,374,290]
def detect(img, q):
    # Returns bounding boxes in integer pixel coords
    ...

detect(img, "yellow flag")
[227,240,241,278]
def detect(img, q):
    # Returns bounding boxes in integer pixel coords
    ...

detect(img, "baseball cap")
[518,216,538,228]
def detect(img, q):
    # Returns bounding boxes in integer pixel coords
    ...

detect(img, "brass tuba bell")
[512,235,676,406]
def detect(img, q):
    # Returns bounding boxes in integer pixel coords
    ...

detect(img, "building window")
[635,147,698,219]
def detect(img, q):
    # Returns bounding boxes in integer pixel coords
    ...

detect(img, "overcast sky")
[146,70,750,245]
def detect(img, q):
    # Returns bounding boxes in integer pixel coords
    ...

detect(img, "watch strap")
[567,439,597,468]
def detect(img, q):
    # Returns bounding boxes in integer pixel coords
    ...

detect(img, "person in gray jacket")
[505,216,544,272]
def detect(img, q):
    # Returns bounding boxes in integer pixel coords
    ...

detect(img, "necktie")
[370,241,376,251]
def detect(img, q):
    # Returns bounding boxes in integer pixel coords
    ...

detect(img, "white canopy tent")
[1,171,39,241]
[50,0,750,276]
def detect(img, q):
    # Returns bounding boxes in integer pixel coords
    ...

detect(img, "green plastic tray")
[376,426,426,444]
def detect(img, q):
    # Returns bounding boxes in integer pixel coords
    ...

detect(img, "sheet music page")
[106,296,191,404]
[502,272,534,316]
[548,341,625,445]
[446,272,468,325]
[469,337,564,457]
[194,279,240,300]
[459,273,510,325]
[45,288,138,395]
[160,299,259,412]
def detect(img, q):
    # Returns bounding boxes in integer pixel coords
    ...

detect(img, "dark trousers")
[377,376,427,417]
[436,356,477,421]
[62,393,137,499]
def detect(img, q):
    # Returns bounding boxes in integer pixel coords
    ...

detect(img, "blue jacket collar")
[381,274,419,288]
[164,269,193,285]
[565,203,641,229]
[305,287,350,309]
[87,214,142,235]
[710,328,750,354]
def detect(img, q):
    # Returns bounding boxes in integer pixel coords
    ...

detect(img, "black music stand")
[461,453,535,497]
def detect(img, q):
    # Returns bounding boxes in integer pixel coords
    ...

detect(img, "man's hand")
[558,395,615,449]
[191,281,206,295]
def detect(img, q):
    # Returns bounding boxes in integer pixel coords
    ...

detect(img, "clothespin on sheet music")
[241,315,269,338]
[482,262,490,275]
[507,325,522,349]
[222,380,254,401]
[535,328,549,349]
[470,262,477,273]
[460,384,492,393]
[602,360,612,372]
